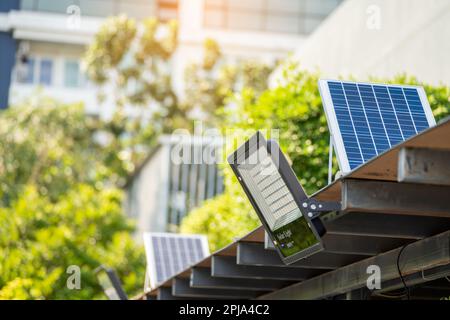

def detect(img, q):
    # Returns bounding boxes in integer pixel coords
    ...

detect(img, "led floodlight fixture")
[228,132,326,265]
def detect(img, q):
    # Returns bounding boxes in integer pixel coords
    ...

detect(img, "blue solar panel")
[144,233,209,288]
[319,80,435,172]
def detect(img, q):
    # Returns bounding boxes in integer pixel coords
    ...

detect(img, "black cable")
[397,244,411,300]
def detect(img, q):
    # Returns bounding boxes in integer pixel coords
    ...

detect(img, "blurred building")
[272,0,450,86]
[0,0,343,113]
[172,0,343,98]
[0,0,156,116]
[124,135,224,238]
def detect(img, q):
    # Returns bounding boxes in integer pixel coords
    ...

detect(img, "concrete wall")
[287,0,450,86]
[126,145,171,241]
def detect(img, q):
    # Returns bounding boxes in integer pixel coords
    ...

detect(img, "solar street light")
[228,132,334,265]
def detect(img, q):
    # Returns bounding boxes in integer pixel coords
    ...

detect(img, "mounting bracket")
[301,198,341,220]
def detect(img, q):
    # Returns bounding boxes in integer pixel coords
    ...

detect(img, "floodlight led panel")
[319,80,436,173]
[143,232,209,289]
[228,132,324,265]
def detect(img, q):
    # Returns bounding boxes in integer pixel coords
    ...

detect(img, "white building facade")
[276,0,450,86]
[0,0,343,116]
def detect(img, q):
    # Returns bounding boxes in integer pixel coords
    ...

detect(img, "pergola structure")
[140,118,450,300]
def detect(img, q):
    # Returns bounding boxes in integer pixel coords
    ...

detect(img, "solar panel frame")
[318,79,436,173]
[143,232,209,290]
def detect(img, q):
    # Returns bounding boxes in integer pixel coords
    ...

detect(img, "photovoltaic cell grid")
[326,81,432,170]
[146,234,208,287]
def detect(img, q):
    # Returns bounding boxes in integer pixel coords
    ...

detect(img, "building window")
[64,60,82,88]
[203,0,342,35]
[16,58,35,84]
[157,0,178,21]
[39,59,53,86]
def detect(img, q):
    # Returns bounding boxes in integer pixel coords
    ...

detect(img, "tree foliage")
[0,98,147,299]
[0,184,145,299]
[181,63,450,252]
[0,14,276,298]
[84,16,274,132]
[0,95,156,206]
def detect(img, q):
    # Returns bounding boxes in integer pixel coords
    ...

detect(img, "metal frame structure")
[137,118,450,301]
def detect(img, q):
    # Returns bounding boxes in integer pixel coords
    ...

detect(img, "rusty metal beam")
[190,267,291,291]
[341,179,450,218]
[212,255,328,280]
[172,277,263,299]
[398,147,450,186]
[258,231,450,300]
[324,212,450,239]
[237,241,367,269]
[322,233,414,255]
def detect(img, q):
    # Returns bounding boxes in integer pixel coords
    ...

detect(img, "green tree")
[181,63,450,251]
[183,39,274,127]
[84,15,182,132]
[84,16,274,132]
[0,184,145,299]
[0,98,147,299]
[0,95,156,206]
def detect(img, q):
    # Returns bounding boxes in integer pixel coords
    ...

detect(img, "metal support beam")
[408,287,450,300]
[373,263,450,294]
[341,179,450,218]
[212,255,327,280]
[322,233,414,256]
[157,287,212,300]
[345,288,370,300]
[325,212,450,239]
[398,147,450,186]
[157,287,182,300]
[237,242,367,269]
[190,267,292,291]
[258,231,450,300]
[172,277,263,299]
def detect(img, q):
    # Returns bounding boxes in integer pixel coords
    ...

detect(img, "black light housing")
[228,131,327,265]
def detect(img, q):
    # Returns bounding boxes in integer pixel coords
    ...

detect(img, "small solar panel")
[319,80,436,173]
[143,232,209,289]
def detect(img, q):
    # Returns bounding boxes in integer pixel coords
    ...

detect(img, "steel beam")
[237,242,367,269]
[157,287,182,300]
[409,287,450,300]
[322,233,414,255]
[212,255,327,280]
[325,211,450,239]
[341,179,450,218]
[373,263,450,294]
[157,287,213,300]
[258,231,450,300]
[345,288,370,300]
[398,147,450,186]
[172,277,263,299]
[190,267,292,291]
